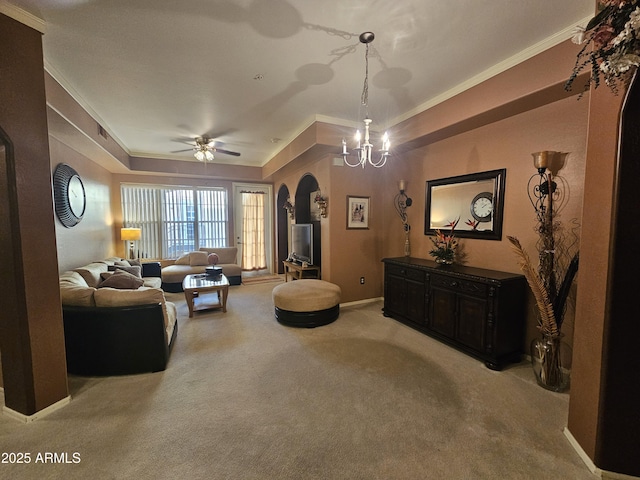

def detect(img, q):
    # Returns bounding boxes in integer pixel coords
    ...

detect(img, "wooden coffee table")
[183,273,229,317]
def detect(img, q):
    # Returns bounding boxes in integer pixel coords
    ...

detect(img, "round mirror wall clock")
[53,163,86,228]
[470,192,493,222]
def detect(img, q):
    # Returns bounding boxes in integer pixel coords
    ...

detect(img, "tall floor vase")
[530,334,570,392]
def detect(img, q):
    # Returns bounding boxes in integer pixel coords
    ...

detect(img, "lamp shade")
[121,227,141,241]
[531,151,555,170]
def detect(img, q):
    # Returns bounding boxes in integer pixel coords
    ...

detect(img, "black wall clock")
[53,163,86,228]
[470,192,493,222]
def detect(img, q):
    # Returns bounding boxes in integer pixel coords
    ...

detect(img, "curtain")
[241,192,266,270]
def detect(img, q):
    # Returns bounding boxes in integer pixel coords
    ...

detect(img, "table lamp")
[121,227,141,259]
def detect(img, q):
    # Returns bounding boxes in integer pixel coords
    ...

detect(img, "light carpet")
[242,274,284,285]
[0,282,596,479]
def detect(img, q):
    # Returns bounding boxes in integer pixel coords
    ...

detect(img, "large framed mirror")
[425,168,506,240]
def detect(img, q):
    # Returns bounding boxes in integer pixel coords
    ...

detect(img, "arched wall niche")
[294,173,321,269]
[276,183,291,274]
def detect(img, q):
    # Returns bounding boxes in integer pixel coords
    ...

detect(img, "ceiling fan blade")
[203,128,237,140]
[171,148,195,153]
[171,136,197,145]
[214,148,241,157]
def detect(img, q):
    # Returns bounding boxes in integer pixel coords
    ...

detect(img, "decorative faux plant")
[429,219,459,263]
[566,0,640,94]
[314,193,327,218]
[465,218,479,230]
[507,236,579,337]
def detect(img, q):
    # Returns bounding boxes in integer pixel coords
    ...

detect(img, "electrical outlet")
[360,277,365,284]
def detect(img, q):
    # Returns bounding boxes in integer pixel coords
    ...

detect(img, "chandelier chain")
[341,32,389,169]
[361,43,369,109]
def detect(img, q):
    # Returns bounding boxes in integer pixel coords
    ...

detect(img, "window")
[121,184,228,259]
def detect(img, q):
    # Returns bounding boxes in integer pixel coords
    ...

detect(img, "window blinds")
[121,184,228,259]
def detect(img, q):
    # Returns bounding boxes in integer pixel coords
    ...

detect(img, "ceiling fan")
[172,137,241,161]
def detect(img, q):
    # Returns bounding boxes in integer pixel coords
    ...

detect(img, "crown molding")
[0,1,46,33]
[44,60,131,156]
[390,15,593,127]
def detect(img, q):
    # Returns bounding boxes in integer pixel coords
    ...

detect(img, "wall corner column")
[568,70,640,476]
[0,13,69,417]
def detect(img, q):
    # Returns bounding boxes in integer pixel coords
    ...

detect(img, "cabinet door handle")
[450,281,458,287]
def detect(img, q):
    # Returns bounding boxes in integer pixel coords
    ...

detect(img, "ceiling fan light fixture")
[179,135,238,161]
[193,137,216,162]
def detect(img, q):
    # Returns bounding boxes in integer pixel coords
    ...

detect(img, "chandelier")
[341,32,390,168]
[194,137,215,162]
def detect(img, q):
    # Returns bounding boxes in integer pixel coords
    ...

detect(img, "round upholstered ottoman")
[272,279,341,328]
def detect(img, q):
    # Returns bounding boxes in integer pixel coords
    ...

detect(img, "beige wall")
[51,137,117,272]
[399,96,588,272]
[327,157,386,302]
[384,95,589,350]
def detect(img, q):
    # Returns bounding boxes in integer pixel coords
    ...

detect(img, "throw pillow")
[175,253,191,265]
[189,251,209,266]
[98,269,144,289]
[107,264,142,278]
[208,253,219,265]
[114,260,131,267]
[74,262,109,288]
[129,258,142,267]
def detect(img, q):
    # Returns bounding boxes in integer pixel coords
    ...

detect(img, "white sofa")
[161,247,242,292]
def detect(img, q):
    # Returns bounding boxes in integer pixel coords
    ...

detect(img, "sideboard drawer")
[431,274,487,297]
[406,268,425,282]
[386,264,408,277]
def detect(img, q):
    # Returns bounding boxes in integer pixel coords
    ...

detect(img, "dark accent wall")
[0,13,68,415]
[276,184,291,274]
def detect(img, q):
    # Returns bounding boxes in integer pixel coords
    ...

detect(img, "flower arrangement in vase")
[429,219,458,265]
[566,0,640,95]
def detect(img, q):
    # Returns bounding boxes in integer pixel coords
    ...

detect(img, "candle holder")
[394,180,412,256]
[283,199,295,219]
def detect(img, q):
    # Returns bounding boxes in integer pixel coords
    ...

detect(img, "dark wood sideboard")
[382,257,527,370]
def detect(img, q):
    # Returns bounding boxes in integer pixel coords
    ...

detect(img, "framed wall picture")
[347,195,369,229]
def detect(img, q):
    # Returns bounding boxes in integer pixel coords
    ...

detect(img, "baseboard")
[2,396,71,423]
[341,297,383,308]
[564,428,598,474]
[602,471,640,480]
[564,427,640,480]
